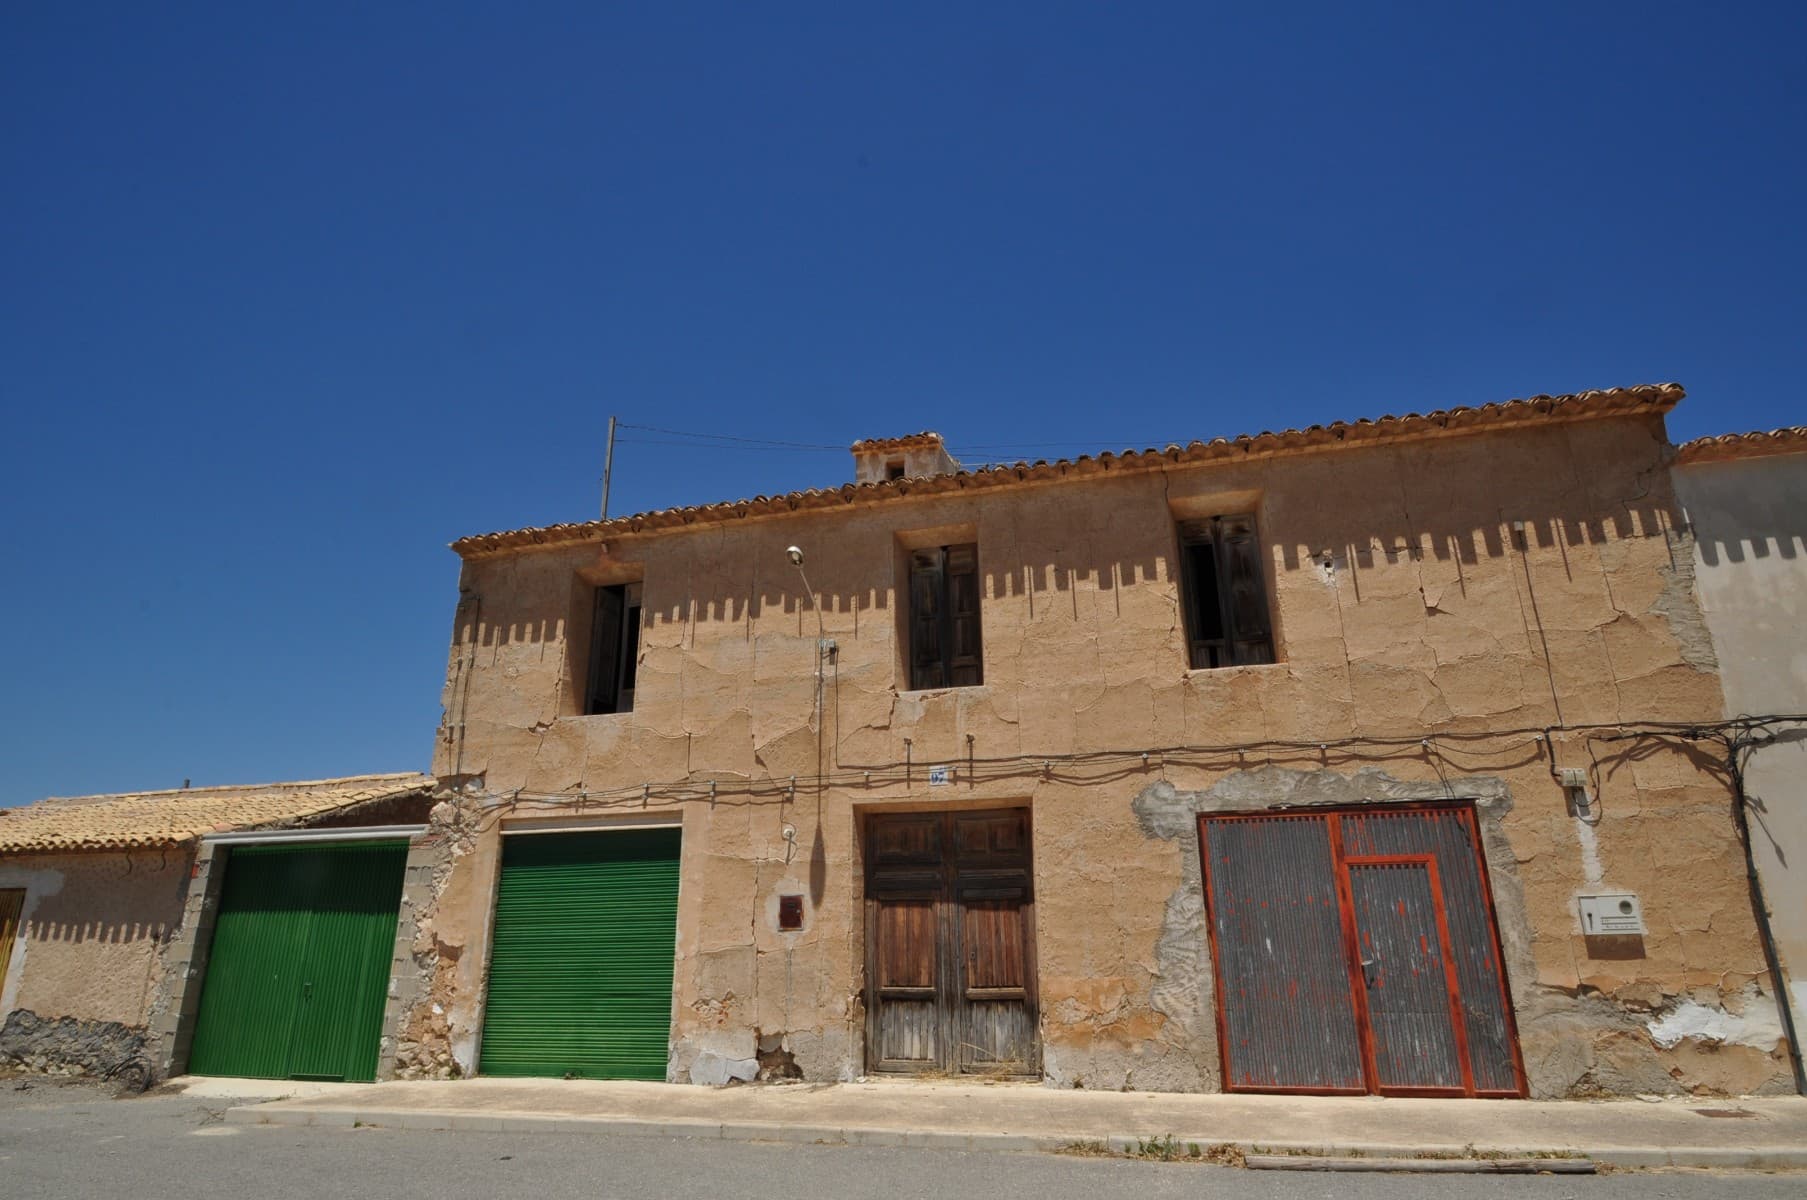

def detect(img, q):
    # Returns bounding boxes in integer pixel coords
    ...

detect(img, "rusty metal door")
[1200,803,1524,1098]
[1339,806,1523,1096]
[1345,857,1467,1093]
[1198,814,1367,1091]
[865,808,1038,1077]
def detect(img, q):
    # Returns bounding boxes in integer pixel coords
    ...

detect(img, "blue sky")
[2,4,1802,803]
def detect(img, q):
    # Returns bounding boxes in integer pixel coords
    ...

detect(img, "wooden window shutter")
[909,549,946,690]
[1177,520,1226,668]
[1219,517,1274,664]
[585,585,625,714]
[1178,515,1273,669]
[945,543,983,686]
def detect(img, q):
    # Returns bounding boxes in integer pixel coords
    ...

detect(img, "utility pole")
[600,415,617,520]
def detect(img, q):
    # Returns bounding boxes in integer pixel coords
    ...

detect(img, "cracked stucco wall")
[0,851,188,1074]
[393,412,1791,1095]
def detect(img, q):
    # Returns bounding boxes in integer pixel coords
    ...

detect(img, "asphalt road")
[0,1077,1801,1200]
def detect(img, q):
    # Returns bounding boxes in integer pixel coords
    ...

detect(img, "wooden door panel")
[953,812,1028,861]
[869,814,941,866]
[877,898,937,990]
[961,897,1028,990]
[957,891,1036,1072]
[869,896,941,1070]
[878,1002,940,1064]
[962,1000,1037,1071]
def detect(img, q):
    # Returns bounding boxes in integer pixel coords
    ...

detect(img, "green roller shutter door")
[187,841,407,1082]
[479,828,681,1080]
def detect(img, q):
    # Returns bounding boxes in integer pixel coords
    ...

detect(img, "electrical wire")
[449,713,1807,813]
[616,423,848,451]
[616,437,846,453]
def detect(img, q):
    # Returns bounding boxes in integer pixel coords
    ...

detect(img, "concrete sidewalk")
[210,1077,1807,1171]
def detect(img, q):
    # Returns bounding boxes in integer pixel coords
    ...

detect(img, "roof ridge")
[1675,425,1807,464]
[453,382,1683,560]
[34,770,432,805]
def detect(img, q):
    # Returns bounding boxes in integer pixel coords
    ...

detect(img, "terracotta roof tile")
[0,772,434,854]
[1675,426,1807,465]
[453,383,1684,560]
[849,432,946,452]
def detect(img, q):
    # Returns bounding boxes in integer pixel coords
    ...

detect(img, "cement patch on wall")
[1121,763,1793,1098]
[1111,765,1524,1096]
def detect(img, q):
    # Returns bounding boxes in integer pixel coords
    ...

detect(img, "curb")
[222,1105,1807,1171]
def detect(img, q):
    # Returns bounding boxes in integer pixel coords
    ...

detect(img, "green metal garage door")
[187,841,408,1082]
[479,827,681,1080]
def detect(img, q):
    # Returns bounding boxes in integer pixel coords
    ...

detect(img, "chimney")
[850,432,962,485]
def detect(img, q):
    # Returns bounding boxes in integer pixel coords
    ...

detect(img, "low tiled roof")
[0,772,434,854]
[1675,426,1807,465]
[453,383,1684,560]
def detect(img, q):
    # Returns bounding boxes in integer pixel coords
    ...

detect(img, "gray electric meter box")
[1578,893,1645,935]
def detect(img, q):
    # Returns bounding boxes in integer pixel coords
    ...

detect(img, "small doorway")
[1199,802,1525,1097]
[0,889,23,991]
[863,808,1039,1077]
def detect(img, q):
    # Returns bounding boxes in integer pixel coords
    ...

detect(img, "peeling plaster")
[1648,988,1785,1051]
[1574,815,1606,887]
[1651,523,1720,673]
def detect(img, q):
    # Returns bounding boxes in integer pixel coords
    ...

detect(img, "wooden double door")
[864,808,1039,1076]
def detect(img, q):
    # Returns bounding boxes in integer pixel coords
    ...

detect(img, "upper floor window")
[906,543,983,689]
[1178,515,1275,669]
[584,581,642,714]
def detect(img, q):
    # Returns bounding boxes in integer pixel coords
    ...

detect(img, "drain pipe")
[1725,735,1807,1095]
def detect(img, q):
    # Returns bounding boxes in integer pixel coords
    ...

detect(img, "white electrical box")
[1579,893,1645,935]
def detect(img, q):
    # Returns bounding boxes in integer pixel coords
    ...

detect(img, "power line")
[616,423,848,451]
[616,437,844,452]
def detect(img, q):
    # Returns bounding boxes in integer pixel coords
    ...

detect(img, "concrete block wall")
[149,842,223,1078]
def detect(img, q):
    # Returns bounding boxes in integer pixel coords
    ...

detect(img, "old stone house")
[363,381,1798,1099]
[0,773,432,1084]
[1672,426,1807,1077]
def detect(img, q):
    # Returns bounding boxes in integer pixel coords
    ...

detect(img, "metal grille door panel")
[1340,808,1521,1094]
[1201,815,1366,1091]
[479,828,681,1081]
[1346,860,1465,1092]
[1199,803,1525,1098]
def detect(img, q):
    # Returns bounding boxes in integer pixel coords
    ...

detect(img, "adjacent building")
[0,773,432,1084]
[1672,426,1807,1080]
[375,382,1798,1098]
